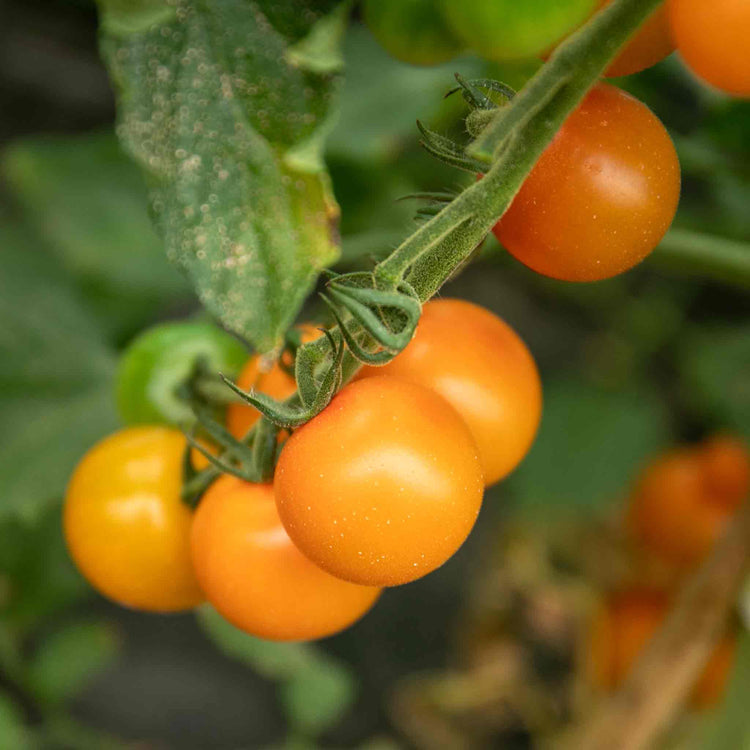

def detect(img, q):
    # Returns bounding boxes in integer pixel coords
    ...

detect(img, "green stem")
[653,229,750,289]
[374,0,665,290]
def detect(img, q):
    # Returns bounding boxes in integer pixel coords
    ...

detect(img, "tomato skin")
[191,477,381,641]
[226,325,321,439]
[357,299,541,486]
[64,427,203,612]
[588,590,736,709]
[364,0,463,66]
[444,0,597,61]
[628,436,748,566]
[604,3,674,77]
[274,376,485,587]
[494,84,680,282]
[669,0,750,97]
[117,321,247,427]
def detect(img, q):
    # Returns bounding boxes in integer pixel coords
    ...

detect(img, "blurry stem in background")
[653,228,750,289]
[563,501,750,750]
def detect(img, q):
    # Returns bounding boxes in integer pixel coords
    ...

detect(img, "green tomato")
[116,321,247,426]
[364,0,464,66]
[442,0,598,61]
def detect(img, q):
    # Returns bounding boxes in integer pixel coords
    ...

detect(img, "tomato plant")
[628,435,748,566]
[117,320,247,426]
[191,475,381,641]
[587,589,737,708]
[442,0,598,61]
[64,427,203,612]
[493,83,680,281]
[357,299,541,486]
[274,376,485,586]
[364,0,464,66]
[603,2,673,76]
[669,0,750,97]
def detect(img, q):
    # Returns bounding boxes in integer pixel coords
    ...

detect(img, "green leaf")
[98,0,346,353]
[0,224,118,523]
[509,377,672,514]
[680,324,750,436]
[0,691,32,750]
[26,621,119,707]
[197,605,313,679]
[2,132,192,339]
[282,658,355,735]
[0,506,88,630]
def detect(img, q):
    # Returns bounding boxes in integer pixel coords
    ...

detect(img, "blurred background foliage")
[0,1,748,748]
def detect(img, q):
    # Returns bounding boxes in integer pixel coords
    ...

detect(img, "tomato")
[604,2,674,77]
[117,321,247,427]
[669,0,750,97]
[226,325,321,439]
[357,299,541,486]
[64,427,203,612]
[588,589,737,709]
[274,376,485,586]
[364,0,464,66]
[191,476,381,641]
[493,84,680,282]
[628,435,748,566]
[443,0,597,61]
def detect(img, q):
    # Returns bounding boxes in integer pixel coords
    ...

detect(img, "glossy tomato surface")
[364,0,464,66]
[494,84,680,282]
[191,477,381,641]
[274,376,485,586]
[358,299,541,486]
[64,427,203,612]
[444,0,597,61]
[117,320,247,427]
[669,0,750,96]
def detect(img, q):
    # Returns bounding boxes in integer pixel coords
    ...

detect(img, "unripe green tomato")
[442,0,598,61]
[364,0,464,66]
[116,321,247,426]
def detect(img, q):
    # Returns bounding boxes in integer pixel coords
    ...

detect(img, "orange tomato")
[494,83,680,282]
[605,2,674,77]
[629,435,748,566]
[357,299,541,485]
[191,476,381,641]
[588,589,736,709]
[669,0,750,97]
[274,376,485,586]
[226,324,321,439]
[64,427,203,612]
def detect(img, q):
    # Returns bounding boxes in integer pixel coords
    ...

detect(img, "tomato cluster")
[584,435,747,708]
[65,301,541,640]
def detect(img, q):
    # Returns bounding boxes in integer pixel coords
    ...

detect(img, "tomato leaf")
[0,225,118,523]
[26,621,120,707]
[97,0,346,354]
[0,691,33,750]
[1,132,192,340]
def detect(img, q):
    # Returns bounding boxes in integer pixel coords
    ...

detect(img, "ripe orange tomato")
[493,83,680,282]
[274,376,485,586]
[588,589,737,709]
[226,324,321,439]
[64,427,203,612]
[604,2,674,77]
[628,435,748,566]
[357,299,541,486]
[191,476,381,641]
[669,0,750,97]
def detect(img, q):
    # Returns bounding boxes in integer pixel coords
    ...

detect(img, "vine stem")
[561,501,750,750]
[654,228,750,288]
[373,0,666,291]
